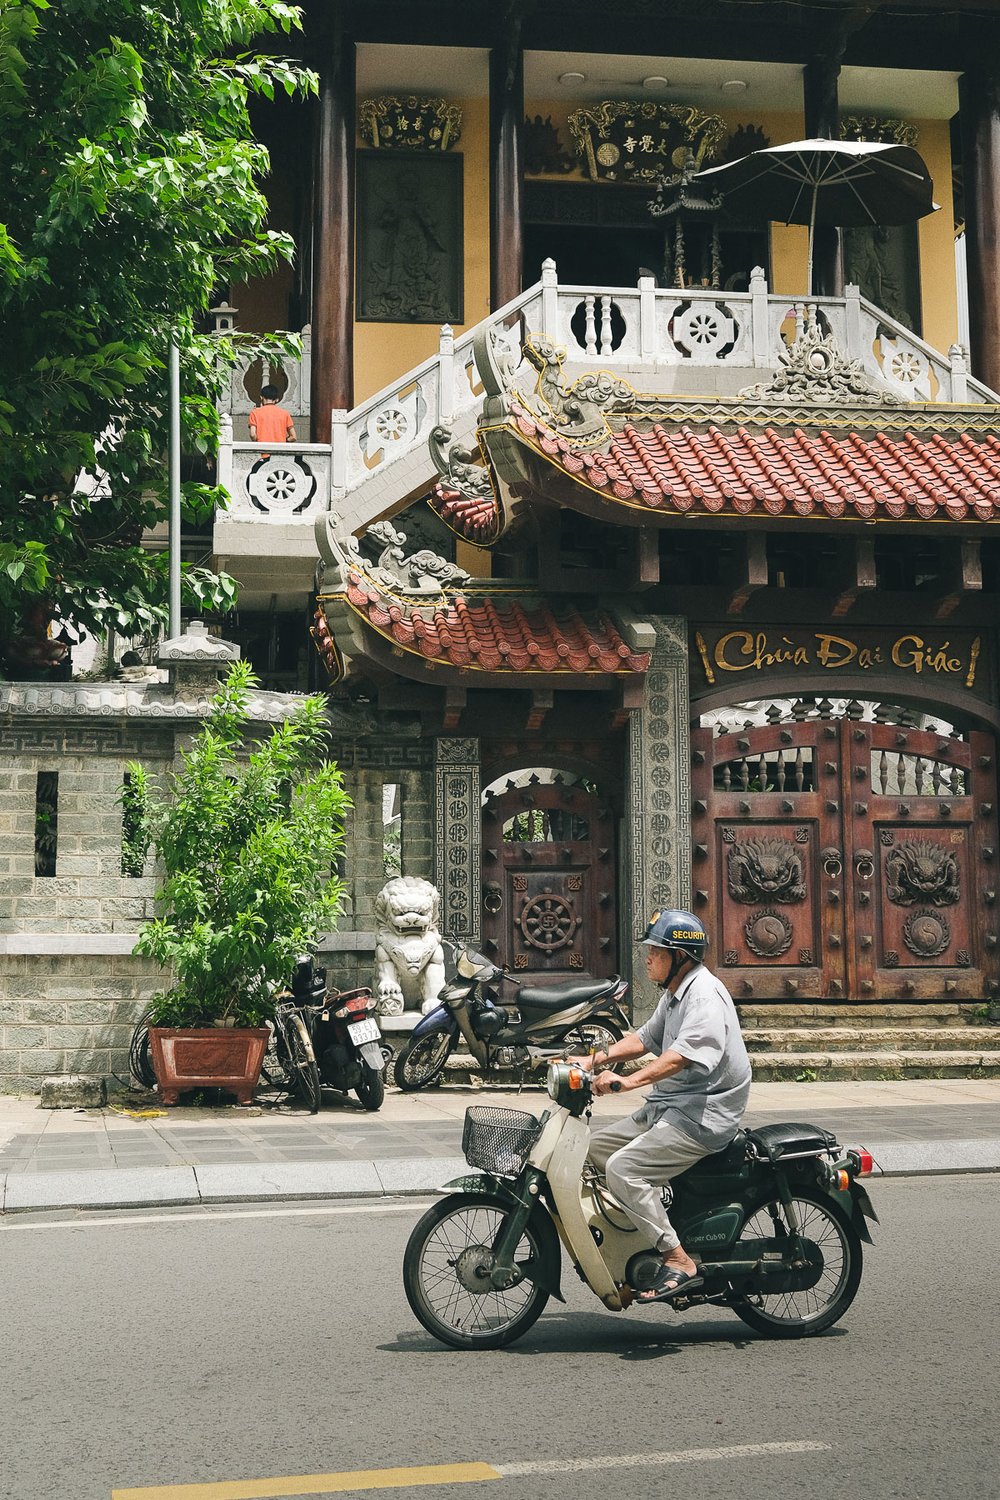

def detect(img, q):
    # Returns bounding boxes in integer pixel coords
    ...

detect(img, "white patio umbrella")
[694,138,938,295]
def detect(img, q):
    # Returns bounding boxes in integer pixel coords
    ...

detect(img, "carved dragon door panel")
[690,721,846,1001]
[481,778,616,981]
[844,722,999,1001]
[691,716,1000,1002]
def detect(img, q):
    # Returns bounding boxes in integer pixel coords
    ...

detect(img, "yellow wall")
[353,97,492,404]
[236,91,961,394]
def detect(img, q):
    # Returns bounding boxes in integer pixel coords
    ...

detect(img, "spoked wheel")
[355,1063,385,1112]
[562,1022,624,1069]
[393,1030,452,1092]
[284,1013,321,1114]
[731,1188,863,1338]
[129,1009,157,1089]
[403,1193,550,1350]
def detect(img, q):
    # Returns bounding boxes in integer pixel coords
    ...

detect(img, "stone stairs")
[737,1003,1000,1081]
[383,1003,1000,1085]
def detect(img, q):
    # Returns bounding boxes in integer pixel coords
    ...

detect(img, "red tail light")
[851,1149,874,1177]
[335,995,372,1019]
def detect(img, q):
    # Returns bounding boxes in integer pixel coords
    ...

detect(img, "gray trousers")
[587,1113,709,1254]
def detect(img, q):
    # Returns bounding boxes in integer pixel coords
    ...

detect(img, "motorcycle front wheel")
[404,1193,549,1350]
[355,1062,385,1112]
[393,1029,452,1091]
[730,1188,863,1338]
[284,1013,322,1114]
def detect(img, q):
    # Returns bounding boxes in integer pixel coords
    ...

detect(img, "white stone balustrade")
[215,262,996,544]
[218,431,330,524]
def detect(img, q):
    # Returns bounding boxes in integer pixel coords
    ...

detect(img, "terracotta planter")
[148,1026,270,1106]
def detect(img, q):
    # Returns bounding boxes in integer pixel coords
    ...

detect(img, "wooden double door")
[691,715,1000,1001]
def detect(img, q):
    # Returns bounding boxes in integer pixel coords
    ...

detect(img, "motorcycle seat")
[746,1122,838,1162]
[516,975,621,1011]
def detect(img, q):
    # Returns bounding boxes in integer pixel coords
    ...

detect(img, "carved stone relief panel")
[434,737,480,944]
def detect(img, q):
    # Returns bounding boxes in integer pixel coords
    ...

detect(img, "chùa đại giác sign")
[693,626,984,690]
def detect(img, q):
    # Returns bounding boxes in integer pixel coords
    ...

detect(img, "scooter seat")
[746,1122,838,1162]
[516,975,620,1011]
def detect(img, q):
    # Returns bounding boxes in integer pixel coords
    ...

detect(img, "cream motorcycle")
[403,1060,878,1349]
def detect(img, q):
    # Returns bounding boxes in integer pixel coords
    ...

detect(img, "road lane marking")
[496,1441,832,1475]
[111,1442,831,1498]
[3,1202,420,1232]
[111,1463,501,1498]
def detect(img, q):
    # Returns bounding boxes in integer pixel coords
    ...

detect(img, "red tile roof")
[431,481,500,543]
[324,570,648,676]
[506,408,1000,521]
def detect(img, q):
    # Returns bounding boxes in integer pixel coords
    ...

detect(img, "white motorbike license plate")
[348,1017,381,1045]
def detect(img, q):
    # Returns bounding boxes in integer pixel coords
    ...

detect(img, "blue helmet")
[640,908,708,962]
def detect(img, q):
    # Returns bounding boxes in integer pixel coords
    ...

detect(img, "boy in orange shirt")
[248,384,297,447]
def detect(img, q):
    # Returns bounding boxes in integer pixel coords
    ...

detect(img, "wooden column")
[803,53,844,298]
[489,34,524,310]
[961,54,1000,393]
[310,16,355,440]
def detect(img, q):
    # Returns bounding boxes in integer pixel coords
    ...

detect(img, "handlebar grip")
[608,1079,623,1093]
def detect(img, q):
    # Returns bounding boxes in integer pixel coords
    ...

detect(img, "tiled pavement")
[1,1077,999,1174]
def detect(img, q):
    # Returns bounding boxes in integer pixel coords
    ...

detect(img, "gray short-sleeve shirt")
[634,965,751,1149]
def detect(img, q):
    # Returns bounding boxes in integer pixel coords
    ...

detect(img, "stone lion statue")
[374,876,447,1016]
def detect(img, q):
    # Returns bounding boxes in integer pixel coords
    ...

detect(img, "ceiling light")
[558,71,586,87]
[642,75,670,91]
[720,79,748,94]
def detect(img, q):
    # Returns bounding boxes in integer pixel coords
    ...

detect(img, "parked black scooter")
[281,956,391,1112]
[392,945,630,1091]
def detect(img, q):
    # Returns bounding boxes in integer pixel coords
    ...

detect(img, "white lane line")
[1,1202,420,1231]
[497,1442,832,1476]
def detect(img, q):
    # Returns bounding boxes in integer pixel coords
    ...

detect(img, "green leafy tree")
[131,661,350,1027]
[0,0,315,647]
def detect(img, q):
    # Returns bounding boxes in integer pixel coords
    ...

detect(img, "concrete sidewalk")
[0,1078,998,1214]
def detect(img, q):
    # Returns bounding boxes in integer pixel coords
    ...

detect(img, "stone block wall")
[0,950,166,1091]
[0,689,440,1089]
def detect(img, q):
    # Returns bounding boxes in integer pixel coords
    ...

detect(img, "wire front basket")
[462,1105,542,1178]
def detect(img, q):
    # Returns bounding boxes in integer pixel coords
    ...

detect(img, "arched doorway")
[480,769,617,981]
[690,699,1000,1003]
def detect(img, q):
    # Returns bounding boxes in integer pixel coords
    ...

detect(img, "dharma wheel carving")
[517,887,582,953]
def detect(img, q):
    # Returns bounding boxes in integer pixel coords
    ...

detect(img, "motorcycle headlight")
[547,1061,591,1114]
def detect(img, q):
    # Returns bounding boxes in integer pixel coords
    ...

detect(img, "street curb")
[0,1143,998,1214]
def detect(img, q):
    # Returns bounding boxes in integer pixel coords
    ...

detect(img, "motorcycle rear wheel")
[394,1030,452,1091]
[561,1021,624,1068]
[730,1188,863,1338]
[404,1193,549,1350]
[355,1062,385,1112]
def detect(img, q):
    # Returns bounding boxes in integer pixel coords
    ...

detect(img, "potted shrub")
[129,660,350,1105]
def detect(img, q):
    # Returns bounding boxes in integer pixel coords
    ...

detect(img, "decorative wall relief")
[524,115,575,175]
[727,837,807,905]
[568,101,727,183]
[840,116,919,148]
[358,97,462,151]
[718,124,771,164]
[434,738,481,945]
[885,840,960,907]
[357,152,463,323]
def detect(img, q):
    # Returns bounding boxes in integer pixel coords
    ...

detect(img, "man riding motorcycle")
[572,909,752,1303]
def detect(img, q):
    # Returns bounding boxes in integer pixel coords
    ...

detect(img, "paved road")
[2,1175,998,1500]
